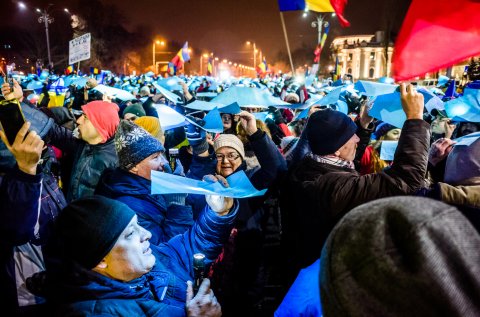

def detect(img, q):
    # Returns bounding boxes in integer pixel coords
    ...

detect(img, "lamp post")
[152,40,165,73]
[19,3,70,69]
[200,53,209,75]
[246,41,257,70]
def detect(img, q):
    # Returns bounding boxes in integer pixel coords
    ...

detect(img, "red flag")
[393,0,480,81]
[330,0,350,27]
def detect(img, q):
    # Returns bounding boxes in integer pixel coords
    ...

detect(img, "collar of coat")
[307,152,355,170]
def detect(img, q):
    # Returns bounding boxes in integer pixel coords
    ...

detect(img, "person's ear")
[129,165,138,174]
[94,258,108,270]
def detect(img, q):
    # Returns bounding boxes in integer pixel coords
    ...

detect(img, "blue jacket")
[44,203,238,317]
[0,165,67,314]
[47,124,118,202]
[95,168,194,245]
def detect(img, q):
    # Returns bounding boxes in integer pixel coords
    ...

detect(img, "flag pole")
[279,12,295,75]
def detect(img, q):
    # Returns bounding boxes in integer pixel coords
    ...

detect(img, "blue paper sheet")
[152,104,186,130]
[219,102,242,114]
[211,86,289,107]
[453,131,480,146]
[253,112,270,122]
[151,170,267,198]
[379,141,398,161]
[445,88,480,122]
[368,92,406,128]
[185,100,225,111]
[152,83,183,104]
[354,81,398,97]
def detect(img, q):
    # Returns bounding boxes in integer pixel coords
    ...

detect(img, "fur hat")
[214,134,245,160]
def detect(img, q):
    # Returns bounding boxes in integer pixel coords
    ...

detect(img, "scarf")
[308,152,355,170]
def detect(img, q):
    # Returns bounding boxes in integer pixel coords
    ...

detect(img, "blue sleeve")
[248,130,287,190]
[163,203,194,240]
[287,137,310,168]
[159,201,238,271]
[0,166,43,246]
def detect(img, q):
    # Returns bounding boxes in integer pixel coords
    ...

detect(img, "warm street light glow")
[303,12,308,18]
[214,57,219,61]
[246,41,251,45]
[36,8,41,12]
[18,2,26,9]
[202,53,209,58]
[64,8,69,13]
[332,13,336,17]
[228,61,232,65]
[234,63,237,66]
[156,40,161,44]
[188,48,192,53]
[222,59,228,63]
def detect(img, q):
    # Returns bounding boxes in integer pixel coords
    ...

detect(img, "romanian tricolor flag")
[207,57,213,76]
[333,55,342,80]
[278,0,350,27]
[257,58,268,74]
[66,65,74,75]
[170,42,191,71]
[167,62,176,76]
[314,22,330,63]
[90,67,99,75]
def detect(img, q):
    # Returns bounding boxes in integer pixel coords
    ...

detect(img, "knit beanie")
[122,103,146,118]
[320,196,480,317]
[115,120,165,170]
[306,108,357,155]
[55,195,136,269]
[81,101,120,142]
[445,137,480,185]
[214,134,245,160]
[373,122,396,140]
[135,116,164,141]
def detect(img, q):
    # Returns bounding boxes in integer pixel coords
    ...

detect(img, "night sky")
[1,0,412,64]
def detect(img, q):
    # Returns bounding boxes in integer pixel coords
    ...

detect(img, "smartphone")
[0,100,26,145]
[168,148,179,171]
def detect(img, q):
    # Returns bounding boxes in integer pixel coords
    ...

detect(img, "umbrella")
[211,86,289,108]
[92,84,136,101]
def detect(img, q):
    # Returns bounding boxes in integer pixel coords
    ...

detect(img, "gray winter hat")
[320,196,480,317]
[114,120,165,170]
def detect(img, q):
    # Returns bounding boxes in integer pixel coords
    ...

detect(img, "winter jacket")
[282,119,430,275]
[47,124,118,202]
[95,168,194,245]
[44,203,238,317]
[0,166,67,315]
[186,130,287,316]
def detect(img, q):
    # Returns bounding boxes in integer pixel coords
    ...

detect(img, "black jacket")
[282,119,430,274]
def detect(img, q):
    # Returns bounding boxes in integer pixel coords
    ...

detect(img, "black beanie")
[56,195,136,269]
[306,109,357,155]
[320,196,480,316]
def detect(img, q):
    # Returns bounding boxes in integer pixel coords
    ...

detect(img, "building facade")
[330,32,394,80]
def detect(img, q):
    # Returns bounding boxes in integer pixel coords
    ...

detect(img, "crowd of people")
[1,58,480,317]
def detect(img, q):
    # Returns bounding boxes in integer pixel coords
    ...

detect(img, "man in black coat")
[281,83,430,280]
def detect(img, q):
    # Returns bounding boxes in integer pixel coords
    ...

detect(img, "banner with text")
[69,33,91,64]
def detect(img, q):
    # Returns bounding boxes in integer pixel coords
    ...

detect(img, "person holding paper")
[359,122,402,175]
[282,83,430,281]
[96,120,193,245]
[185,110,287,316]
[30,192,236,316]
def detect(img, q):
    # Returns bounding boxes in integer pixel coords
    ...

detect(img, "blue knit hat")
[306,109,357,155]
[115,120,165,170]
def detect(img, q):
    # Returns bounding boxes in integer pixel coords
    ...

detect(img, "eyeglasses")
[216,152,240,161]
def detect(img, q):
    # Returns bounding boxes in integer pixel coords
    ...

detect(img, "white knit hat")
[214,134,245,160]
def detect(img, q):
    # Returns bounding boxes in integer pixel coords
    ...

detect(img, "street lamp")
[306,12,335,45]
[246,41,257,70]
[200,53,209,75]
[152,40,166,73]
[19,3,70,69]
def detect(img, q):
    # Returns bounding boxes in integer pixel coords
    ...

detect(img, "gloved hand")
[203,174,234,216]
[164,193,187,207]
[173,158,185,176]
[184,115,208,155]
